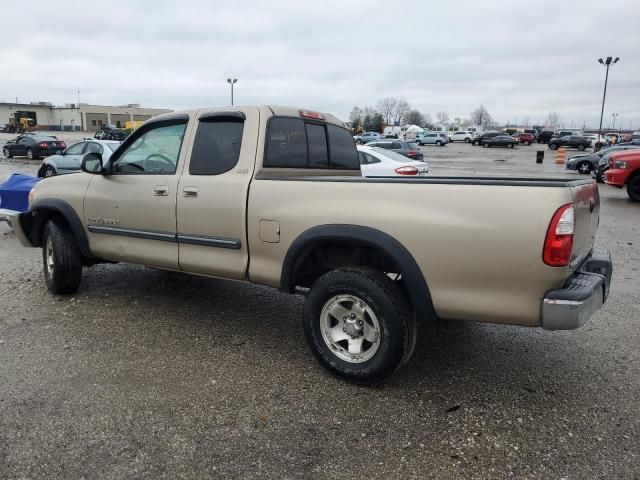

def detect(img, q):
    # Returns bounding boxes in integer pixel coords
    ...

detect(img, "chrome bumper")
[0,208,33,247]
[542,247,612,330]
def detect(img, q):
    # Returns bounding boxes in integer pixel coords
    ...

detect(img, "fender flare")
[30,198,94,258]
[281,224,436,318]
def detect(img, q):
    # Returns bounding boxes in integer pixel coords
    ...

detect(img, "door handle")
[153,185,169,196]
[183,186,199,198]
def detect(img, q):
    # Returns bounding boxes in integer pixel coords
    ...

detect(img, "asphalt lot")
[1,133,639,479]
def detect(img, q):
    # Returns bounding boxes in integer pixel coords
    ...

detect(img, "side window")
[327,124,358,169]
[306,123,328,167]
[84,142,102,154]
[65,142,86,155]
[265,118,307,168]
[112,122,187,174]
[365,153,380,164]
[391,142,402,149]
[358,151,367,165]
[189,119,244,175]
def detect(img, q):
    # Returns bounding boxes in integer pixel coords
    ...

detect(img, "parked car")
[357,145,429,177]
[537,130,555,143]
[353,132,383,144]
[415,132,449,146]
[366,139,424,160]
[548,135,592,151]
[566,145,640,174]
[524,129,538,140]
[94,127,128,141]
[2,135,67,160]
[450,131,473,143]
[514,133,536,145]
[619,139,640,146]
[605,150,640,201]
[472,131,503,146]
[482,135,517,148]
[37,140,121,177]
[2,105,612,384]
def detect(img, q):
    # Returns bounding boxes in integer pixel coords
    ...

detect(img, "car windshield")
[407,142,419,149]
[369,147,418,163]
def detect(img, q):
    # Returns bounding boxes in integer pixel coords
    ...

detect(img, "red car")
[514,132,536,145]
[605,150,640,202]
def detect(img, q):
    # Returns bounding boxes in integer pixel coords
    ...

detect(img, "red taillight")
[406,151,417,157]
[543,204,574,267]
[299,109,325,120]
[38,142,49,147]
[395,166,419,176]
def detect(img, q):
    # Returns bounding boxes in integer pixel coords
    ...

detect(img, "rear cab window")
[264,117,358,170]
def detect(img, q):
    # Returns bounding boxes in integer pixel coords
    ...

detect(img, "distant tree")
[376,98,398,125]
[403,109,425,126]
[436,111,450,125]
[470,105,493,128]
[545,112,561,130]
[362,114,373,131]
[393,99,410,125]
[371,113,385,132]
[349,106,363,129]
[423,113,434,129]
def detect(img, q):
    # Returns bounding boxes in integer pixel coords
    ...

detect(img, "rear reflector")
[299,109,325,120]
[395,166,419,176]
[543,204,574,267]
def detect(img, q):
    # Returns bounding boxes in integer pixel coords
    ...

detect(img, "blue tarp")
[0,173,40,212]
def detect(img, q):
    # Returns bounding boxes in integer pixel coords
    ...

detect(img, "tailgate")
[570,181,599,270]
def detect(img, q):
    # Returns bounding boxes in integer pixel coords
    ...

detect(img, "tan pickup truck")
[3,106,612,383]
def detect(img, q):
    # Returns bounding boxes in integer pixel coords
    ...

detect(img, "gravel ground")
[1,134,639,479]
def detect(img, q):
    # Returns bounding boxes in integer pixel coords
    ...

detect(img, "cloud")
[1,0,639,129]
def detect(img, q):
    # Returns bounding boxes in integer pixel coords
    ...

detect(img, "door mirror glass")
[81,152,103,174]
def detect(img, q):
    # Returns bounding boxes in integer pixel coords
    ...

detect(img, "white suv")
[450,131,474,143]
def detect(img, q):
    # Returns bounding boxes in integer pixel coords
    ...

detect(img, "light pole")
[597,56,619,147]
[611,113,619,130]
[226,78,237,105]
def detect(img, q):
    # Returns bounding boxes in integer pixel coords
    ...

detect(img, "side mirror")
[81,152,104,174]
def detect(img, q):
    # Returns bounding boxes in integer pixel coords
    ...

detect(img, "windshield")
[369,147,419,163]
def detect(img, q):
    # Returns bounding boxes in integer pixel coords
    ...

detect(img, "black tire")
[42,220,83,294]
[483,142,490,148]
[474,140,480,146]
[465,138,470,143]
[524,141,531,146]
[43,165,57,177]
[577,161,592,175]
[416,140,422,146]
[578,145,586,151]
[435,141,442,146]
[27,148,35,160]
[508,143,515,148]
[549,143,558,150]
[2,147,12,158]
[628,175,640,202]
[303,267,416,384]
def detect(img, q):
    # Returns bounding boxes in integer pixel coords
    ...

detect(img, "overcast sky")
[1,0,639,129]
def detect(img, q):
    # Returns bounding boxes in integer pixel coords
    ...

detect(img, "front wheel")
[549,143,558,150]
[435,141,442,146]
[43,165,57,177]
[628,176,640,202]
[578,145,586,151]
[303,268,416,384]
[508,143,515,148]
[42,220,83,294]
[465,138,471,143]
[577,161,592,174]
[27,148,35,160]
[524,141,531,146]
[483,142,490,148]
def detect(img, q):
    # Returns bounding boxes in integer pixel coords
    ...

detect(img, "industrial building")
[0,101,172,132]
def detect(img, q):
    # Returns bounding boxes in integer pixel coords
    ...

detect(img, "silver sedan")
[37,139,121,177]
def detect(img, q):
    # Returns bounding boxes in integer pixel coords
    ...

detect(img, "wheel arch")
[281,224,436,318]
[29,198,94,258]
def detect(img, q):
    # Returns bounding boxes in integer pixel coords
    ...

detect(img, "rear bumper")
[0,208,32,247]
[541,247,612,330]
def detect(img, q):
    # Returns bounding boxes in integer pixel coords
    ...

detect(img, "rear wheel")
[303,267,416,384]
[628,176,640,202]
[549,143,558,150]
[436,140,442,146]
[578,145,586,151]
[524,141,531,146]
[483,142,490,148]
[508,143,515,148]
[27,148,35,160]
[577,161,592,174]
[474,140,480,146]
[465,138,470,143]
[2,147,12,158]
[42,220,83,294]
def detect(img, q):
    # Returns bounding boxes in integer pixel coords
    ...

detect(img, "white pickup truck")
[2,106,612,383]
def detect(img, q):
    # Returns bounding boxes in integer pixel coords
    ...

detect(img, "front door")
[58,141,87,172]
[176,108,258,279]
[84,117,191,269]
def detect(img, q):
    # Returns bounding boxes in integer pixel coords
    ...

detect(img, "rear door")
[176,108,259,279]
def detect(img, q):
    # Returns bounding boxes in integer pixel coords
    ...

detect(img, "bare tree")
[393,99,410,125]
[362,106,377,118]
[348,106,363,132]
[436,111,450,125]
[422,113,433,128]
[470,105,493,128]
[376,98,397,125]
[545,112,561,130]
[402,109,425,126]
